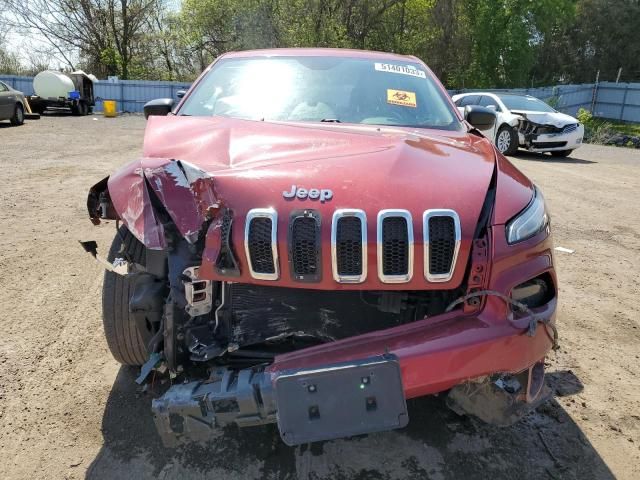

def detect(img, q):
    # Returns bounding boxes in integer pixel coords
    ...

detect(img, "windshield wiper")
[320,118,341,123]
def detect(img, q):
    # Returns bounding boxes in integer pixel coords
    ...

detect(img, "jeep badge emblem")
[283,185,333,203]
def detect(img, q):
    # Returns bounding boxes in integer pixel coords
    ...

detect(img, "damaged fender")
[87,158,220,249]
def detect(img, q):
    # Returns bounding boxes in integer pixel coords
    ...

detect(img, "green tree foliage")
[166,0,585,86]
[2,0,640,86]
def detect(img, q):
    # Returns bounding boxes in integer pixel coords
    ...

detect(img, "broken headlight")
[506,187,549,244]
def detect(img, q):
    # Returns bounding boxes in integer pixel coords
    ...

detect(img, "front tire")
[102,227,149,366]
[550,150,573,158]
[10,103,24,126]
[496,125,518,155]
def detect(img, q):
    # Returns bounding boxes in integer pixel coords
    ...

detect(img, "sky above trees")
[1,0,639,88]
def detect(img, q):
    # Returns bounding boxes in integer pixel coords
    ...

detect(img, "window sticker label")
[375,63,427,78]
[387,89,417,108]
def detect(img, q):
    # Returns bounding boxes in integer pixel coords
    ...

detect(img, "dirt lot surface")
[0,114,638,480]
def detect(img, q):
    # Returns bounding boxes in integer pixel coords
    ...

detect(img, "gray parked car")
[0,81,26,126]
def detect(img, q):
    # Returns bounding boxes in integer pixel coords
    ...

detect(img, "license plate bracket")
[275,355,408,445]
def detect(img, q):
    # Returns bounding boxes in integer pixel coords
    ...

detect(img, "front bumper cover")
[518,124,585,152]
[152,295,556,447]
[152,231,557,446]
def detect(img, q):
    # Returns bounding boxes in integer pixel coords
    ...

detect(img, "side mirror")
[464,105,496,130]
[176,90,186,99]
[143,98,175,119]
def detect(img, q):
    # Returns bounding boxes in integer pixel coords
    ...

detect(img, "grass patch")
[596,118,640,137]
[577,109,640,146]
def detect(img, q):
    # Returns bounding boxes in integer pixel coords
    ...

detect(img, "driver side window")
[479,95,501,111]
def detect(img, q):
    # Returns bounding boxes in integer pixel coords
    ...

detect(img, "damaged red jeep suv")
[85,48,558,446]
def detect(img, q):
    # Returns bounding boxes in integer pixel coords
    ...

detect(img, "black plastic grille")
[531,141,567,148]
[382,217,409,276]
[428,216,456,275]
[247,217,275,274]
[291,216,319,276]
[216,209,239,273]
[336,216,363,276]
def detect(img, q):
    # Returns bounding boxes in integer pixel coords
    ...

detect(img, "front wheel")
[550,150,573,158]
[102,227,150,366]
[10,103,24,126]
[495,125,518,155]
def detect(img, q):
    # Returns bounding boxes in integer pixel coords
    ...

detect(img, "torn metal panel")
[107,159,167,249]
[511,110,578,129]
[513,111,581,150]
[143,159,219,244]
[99,157,219,249]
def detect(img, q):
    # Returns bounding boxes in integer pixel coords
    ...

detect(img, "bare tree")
[2,0,161,78]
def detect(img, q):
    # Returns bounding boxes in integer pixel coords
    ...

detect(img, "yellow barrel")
[103,100,117,117]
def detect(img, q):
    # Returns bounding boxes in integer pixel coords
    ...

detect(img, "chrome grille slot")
[377,210,413,283]
[245,208,279,280]
[289,211,321,282]
[423,210,461,282]
[332,209,367,283]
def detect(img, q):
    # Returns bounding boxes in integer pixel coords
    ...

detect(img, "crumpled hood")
[138,115,498,238]
[103,115,532,288]
[510,110,578,128]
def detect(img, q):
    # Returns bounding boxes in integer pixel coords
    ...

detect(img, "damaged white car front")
[499,94,584,157]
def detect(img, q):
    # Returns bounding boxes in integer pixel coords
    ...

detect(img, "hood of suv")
[103,115,531,289]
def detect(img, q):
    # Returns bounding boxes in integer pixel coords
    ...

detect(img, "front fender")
[88,158,219,250]
[107,159,167,249]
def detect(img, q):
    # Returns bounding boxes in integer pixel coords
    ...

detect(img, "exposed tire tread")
[102,227,148,366]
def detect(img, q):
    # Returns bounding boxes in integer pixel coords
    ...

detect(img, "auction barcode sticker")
[375,63,427,78]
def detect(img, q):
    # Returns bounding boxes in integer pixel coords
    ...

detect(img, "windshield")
[498,95,556,113]
[179,56,461,130]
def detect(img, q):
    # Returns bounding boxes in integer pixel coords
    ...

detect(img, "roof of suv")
[219,48,421,63]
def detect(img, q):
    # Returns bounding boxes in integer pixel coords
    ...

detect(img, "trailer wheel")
[102,226,150,366]
[10,103,24,126]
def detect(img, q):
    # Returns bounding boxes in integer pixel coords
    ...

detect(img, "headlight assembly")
[506,187,549,244]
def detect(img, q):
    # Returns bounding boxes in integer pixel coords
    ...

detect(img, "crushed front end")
[84,118,558,447]
[516,114,585,152]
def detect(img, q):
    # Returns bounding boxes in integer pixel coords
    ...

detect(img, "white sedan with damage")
[452,92,584,157]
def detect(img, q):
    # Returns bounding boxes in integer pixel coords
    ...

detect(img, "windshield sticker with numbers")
[375,63,427,78]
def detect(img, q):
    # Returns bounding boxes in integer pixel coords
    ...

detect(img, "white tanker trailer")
[28,70,96,115]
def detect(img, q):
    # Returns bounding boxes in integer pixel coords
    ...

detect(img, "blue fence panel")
[94,79,191,113]
[0,74,191,113]
[0,75,35,95]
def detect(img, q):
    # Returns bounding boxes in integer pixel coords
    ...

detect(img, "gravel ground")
[0,114,638,480]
